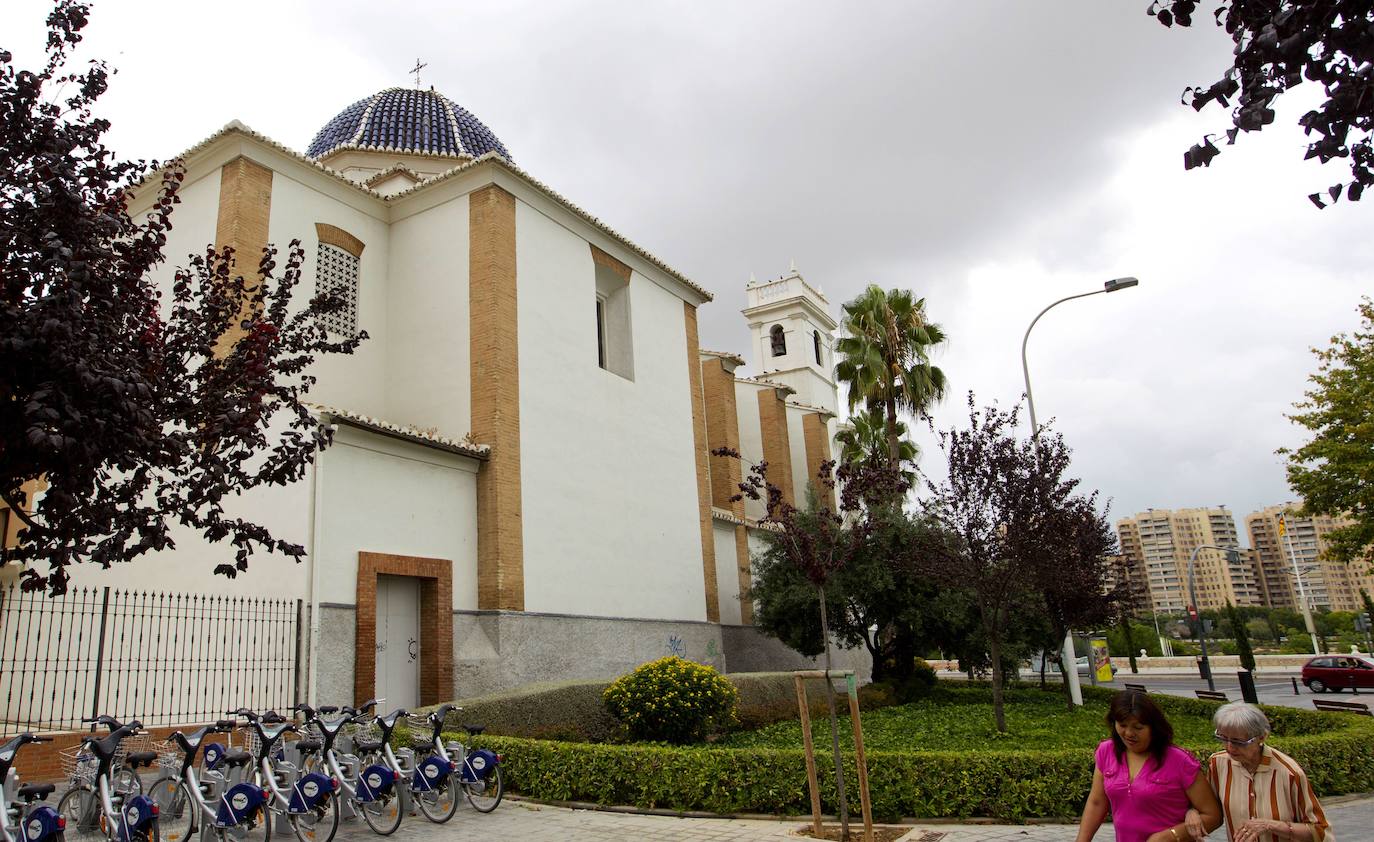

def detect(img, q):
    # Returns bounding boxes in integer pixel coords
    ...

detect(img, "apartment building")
[1244,504,1374,613]
[1116,507,1262,612]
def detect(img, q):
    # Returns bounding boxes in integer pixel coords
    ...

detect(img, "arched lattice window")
[317,244,360,336]
[770,324,786,357]
[315,223,365,338]
[813,330,823,365]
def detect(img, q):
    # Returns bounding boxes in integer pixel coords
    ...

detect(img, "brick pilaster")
[684,304,719,623]
[469,185,524,611]
[802,411,835,507]
[757,388,795,508]
[214,157,273,353]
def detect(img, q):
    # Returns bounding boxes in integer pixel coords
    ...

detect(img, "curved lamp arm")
[1019,277,1138,436]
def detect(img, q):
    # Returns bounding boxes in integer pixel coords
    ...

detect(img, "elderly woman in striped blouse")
[1185,701,1332,842]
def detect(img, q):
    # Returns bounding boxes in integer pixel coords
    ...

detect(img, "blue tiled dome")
[306,88,511,162]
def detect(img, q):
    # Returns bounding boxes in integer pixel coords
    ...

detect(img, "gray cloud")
[3,0,1366,540]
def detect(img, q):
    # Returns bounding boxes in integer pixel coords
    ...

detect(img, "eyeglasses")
[1213,731,1261,747]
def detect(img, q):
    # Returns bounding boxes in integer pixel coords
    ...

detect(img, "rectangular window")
[594,261,633,380]
[596,297,608,370]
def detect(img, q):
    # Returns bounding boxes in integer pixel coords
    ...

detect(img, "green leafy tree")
[1147,1,1374,207]
[1281,298,1374,565]
[1246,618,1275,644]
[1227,601,1257,672]
[919,394,1081,732]
[1106,621,1163,659]
[834,285,947,468]
[750,505,972,687]
[716,450,907,839]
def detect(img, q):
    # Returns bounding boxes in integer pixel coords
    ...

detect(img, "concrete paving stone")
[307,787,1374,841]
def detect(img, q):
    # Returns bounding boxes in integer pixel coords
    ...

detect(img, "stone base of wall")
[721,624,872,682]
[452,610,729,698]
[313,605,870,703]
[315,604,358,704]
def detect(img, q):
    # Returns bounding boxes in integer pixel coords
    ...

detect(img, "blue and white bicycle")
[0,733,66,842]
[408,704,502,816]
[146,717,278,842]
[56,721,160,842]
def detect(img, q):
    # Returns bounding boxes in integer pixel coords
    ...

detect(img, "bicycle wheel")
[461,766,502,813]
[131,816,160,842]
[113,766,144,797]
[288,793,339,842]
[147,777,196,842]
[413,778,458,824]
[356,795,402,836]
[56,786,102,842]
[214,803,270,842]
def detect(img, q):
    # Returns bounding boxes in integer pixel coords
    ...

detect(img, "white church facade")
[2,87,865,709]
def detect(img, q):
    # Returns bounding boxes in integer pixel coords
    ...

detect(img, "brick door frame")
[355,552,453,707]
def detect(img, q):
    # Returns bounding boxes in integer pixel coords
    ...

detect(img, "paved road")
[995,668,1361,711]
[318,791,1373,841]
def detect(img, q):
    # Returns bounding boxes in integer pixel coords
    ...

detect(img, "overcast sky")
[4,1,1369,545]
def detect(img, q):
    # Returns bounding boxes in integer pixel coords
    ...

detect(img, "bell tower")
[742,265,839,415]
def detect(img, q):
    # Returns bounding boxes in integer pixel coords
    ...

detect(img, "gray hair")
[1213,702,1271,739]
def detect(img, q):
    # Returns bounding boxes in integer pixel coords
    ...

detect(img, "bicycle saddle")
[463,725,486,736]
[17,783,55,801]
[127,751,157,768]
[354,740,383,754]
[222,749,253,767]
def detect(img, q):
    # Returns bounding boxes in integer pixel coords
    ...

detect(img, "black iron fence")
[0,583,302,732]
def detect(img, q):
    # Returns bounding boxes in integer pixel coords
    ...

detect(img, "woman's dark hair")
[1106,690,1174,763]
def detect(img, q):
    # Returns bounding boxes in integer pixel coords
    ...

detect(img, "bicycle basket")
[151,739,181,772]
[59,745,98,785]
[345,719,381,748]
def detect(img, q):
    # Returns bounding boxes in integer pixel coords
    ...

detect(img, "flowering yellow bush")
[601,656,739,744]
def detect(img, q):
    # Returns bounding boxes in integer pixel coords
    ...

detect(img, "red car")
[1301,655,1374,693]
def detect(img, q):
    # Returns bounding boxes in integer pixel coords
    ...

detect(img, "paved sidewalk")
[325,792,1374,841]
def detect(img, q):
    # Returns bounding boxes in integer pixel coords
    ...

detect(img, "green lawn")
[716,685,1220,753]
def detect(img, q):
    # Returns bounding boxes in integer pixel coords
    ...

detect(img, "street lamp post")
[1021,276,1139,706]
[1278,513,1321,655]
[1186,543,1243,692]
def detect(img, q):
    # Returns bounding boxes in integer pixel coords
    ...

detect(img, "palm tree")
[834,407,919,483]
[834,285,947,468]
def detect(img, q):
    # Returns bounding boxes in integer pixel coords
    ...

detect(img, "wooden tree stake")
[794,673,823,835]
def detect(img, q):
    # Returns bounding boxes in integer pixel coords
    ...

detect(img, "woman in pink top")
[1076,691,1222,842]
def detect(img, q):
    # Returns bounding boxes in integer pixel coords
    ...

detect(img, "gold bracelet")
[1169,828,1180,841]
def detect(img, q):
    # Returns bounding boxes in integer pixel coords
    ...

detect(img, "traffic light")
[1357,613,1371,633]
[1187,605,1198,622]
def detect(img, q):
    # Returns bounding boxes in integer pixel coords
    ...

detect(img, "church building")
[11,87,864,708]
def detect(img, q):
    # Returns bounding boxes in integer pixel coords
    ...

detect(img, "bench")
[1124,683,1148,694]
[1313,698,1373,716]
[1195,690,1229,702]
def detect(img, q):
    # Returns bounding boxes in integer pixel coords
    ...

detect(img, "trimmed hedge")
[424,672,897,743]
[426,678,620,742]
[460,686,1374,821]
